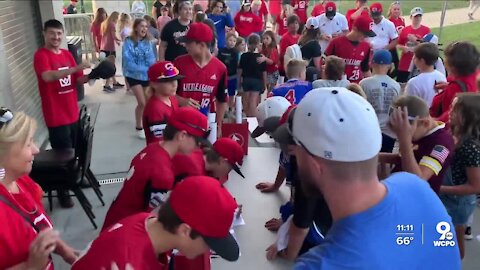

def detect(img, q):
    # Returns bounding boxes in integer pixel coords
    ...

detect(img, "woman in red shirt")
[430,41,480,123]
[0,109,78,269]
[275,3,293,37]
[90,8,107,55]
[234,1,262,38]
[387,1,405,78]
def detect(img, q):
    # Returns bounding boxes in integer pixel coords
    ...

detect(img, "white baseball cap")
[292,87,381,162]
[410,7,423,17]
[422,33,439,45]
[252,96,291,138]
[305,17,319,30]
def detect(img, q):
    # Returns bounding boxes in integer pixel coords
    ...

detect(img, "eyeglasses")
[0,107,13,129]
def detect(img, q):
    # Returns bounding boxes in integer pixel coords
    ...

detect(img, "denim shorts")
[227,78,237,97]
[439,169,477,225]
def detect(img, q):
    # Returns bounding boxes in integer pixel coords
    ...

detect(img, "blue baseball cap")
[372,49,392,65]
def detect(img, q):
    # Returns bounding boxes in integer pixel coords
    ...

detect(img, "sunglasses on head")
[0,107,13,129]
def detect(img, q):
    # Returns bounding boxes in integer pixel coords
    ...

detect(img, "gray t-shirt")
[312,79,350,89]
[359,74,400,132]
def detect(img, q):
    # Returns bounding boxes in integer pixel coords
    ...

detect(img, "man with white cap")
[315,1,348,52]
[291,87,461,269]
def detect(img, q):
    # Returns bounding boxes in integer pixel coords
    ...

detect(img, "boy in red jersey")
[174,22,228,132]
[102,107,210,230]
[73,176,240,269]
[279,14,300,78]
[143,61,183,144]
[324,15,375,83]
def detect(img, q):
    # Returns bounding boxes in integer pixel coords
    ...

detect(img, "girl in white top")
[118,13,133,92]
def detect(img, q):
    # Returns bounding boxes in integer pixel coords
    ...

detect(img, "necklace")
[1,181,38,215]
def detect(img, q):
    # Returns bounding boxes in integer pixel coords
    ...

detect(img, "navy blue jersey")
[270,79,312,105]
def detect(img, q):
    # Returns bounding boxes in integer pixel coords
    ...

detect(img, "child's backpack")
[284,44,302,70]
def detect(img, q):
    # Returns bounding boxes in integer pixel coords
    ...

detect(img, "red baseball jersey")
[234,11,263,38]
[276,13,288,36]
[0,176,54,270]
[397,25,430,71]
[389,16,406,34]
[143,96,179,145]
[73,213,169,270]
[311,3,325,17]
[324,36,371,83]
[174,55,228,116]
[102,143,174,230]
[291,0,308,23]
[345,8,370,30]
[279,32,300,72]
[34,48,83,127]
[172,149,206,181]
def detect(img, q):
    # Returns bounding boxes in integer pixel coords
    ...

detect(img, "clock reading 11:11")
[397,225,414,231]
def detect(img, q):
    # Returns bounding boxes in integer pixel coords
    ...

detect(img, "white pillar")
[92,0,131,15]
[38,0,68,49]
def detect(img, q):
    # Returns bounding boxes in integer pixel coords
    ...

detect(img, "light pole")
[80,0,85,13]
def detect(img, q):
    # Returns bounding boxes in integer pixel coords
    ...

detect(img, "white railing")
[63,13,96,61]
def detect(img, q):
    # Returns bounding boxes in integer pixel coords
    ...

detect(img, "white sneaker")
[136,129,145,139]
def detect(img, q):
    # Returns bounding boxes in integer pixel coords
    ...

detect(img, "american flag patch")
[430,145,450,163]
[0,168,4,180]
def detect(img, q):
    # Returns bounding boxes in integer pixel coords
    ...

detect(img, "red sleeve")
[67,51,83,82]
[397,27,408,45]
[270,48,279,64]
[324,38,335,56]
[346,9,355,30]
[276,13,282,25]
[33,50,51,78]
[435,83,461,123]
[173,58,185,97]
[260,0,269,16]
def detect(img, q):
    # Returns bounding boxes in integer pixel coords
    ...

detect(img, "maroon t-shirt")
[392,123,454,194]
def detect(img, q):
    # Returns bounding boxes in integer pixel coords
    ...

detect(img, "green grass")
[67,0,469,14]
[431,21,480,56]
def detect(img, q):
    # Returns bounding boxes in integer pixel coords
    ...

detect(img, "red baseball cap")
[353,15,376,37]
[148,61,185,82]
[176,22,214,44]
[169,176,239,261]
[168,107,209,139]
[213,138,245,178]
[370,2,383,16]
[325,1,337,17]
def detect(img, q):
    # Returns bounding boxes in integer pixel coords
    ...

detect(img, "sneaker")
[58,189,74,208]
[103,85,115,93]
[136,129,146,139]
[113,82,125,89]
[465,226,473,240]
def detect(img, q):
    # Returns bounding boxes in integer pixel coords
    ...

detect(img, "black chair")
[30,105,103,229]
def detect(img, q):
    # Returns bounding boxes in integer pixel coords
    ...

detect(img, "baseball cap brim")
[411,12,423,17]
[251,126,267,138]
[232,164,245,178]
[362,30,377,37]
[251,116,282,138]
[204,233,240,261]
[270,124,295,145]
[154,74,185,82]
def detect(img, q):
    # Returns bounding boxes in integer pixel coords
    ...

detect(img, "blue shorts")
[228,78,237,97]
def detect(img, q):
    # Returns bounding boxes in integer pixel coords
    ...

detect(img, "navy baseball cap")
[372,49,392,65]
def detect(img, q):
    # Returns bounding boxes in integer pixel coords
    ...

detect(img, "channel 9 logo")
[433,221,456,247]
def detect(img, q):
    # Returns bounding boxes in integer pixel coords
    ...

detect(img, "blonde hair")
[118,13,132,32]
[281,4,293,18]
[101,11,120,35]
[346,83,367,99]
[387,2,402,18]
[130,18,152,42]
[0,112,37,163]
[286,59,307,79]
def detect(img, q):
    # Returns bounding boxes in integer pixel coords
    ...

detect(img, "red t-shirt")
[234,11,263,37]
[324,36,371,83]
[397,25,430,71]
[174,55,228,115]
[143,95,179,145]
[389,16,406,34]
[269,0,281,17]
[0,176,54,270]
[279,32,300,72]
[291,0,308,23]
[172,149,206,180]
[102,143,174,230]
[276,13,288,36]
[259,0,269,17]
[73,213,168,270]
[262,47,279,73]
[345,8,370,30]
[33,48,82,127]
[311,3,325,17]
[430,72,479,123]
[90,22,102,51]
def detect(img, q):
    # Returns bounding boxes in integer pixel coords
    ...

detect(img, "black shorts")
[126,77,149,88]
[396,71,410,83]
[242,77,263,92]
[100,50,116,57]
[48,121,78,149]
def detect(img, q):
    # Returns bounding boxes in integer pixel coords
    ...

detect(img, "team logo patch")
[327,7,333,11]
[324,151,333,159]
[210,74,217,80]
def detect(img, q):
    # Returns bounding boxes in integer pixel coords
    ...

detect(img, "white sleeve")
[436,58,446,76]
[388,21,399,40]
[339,15,349,31]
[405,80,417,96]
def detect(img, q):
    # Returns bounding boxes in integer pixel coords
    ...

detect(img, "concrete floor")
[45,75,480,269]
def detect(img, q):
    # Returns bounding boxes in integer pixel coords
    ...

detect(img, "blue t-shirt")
[207,13,234,49]
[271,79,312,105]
[294,172,461,270]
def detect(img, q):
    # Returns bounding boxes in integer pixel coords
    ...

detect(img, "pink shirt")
[157,15,172,33]
[100,22,117,52]
[90,22,102,51]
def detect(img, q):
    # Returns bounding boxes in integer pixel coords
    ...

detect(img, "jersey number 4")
[285,89,296,104]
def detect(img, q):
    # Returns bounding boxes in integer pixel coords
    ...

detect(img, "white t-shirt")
[316,13,348,52]
[369,17,398,52]
[359,74,401,132]
[405,70,447,106]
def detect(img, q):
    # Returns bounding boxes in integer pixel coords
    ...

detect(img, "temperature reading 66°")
[397,236,414,245]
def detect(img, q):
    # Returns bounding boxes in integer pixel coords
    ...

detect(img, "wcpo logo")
[433,221,456,247]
